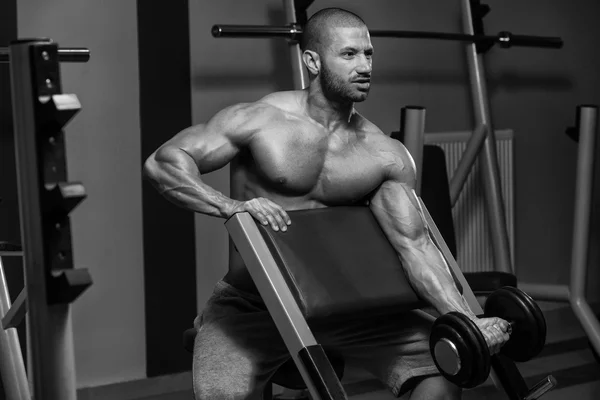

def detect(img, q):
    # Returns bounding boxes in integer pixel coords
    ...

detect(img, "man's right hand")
[229,198,291,232]
[474,317,511,355]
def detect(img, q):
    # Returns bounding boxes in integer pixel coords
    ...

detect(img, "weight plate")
[484,286,546,362]
[430,312,490,388]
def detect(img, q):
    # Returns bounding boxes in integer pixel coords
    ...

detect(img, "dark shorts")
[192,280,441,399]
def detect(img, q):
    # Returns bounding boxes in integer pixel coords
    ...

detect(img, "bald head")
[301,8,367,54]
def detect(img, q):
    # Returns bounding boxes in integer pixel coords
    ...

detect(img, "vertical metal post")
[0,255,31,400]
[570,105,600,356]
[9,39,79,400]
[400,106,426,196]
[448,124,488,206]
[283,0,309,89]
[461,0,512,274]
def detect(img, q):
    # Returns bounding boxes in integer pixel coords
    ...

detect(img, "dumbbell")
[429,286,547,388]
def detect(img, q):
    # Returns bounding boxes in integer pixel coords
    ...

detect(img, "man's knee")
[409,375,462,400]
[193,378,259,400]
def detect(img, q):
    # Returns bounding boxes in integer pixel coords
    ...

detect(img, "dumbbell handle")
[476,314,514,335]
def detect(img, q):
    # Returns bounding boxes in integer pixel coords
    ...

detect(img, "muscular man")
[144,7,509,400]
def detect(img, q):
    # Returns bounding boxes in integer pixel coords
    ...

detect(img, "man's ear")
[302,50,320,75]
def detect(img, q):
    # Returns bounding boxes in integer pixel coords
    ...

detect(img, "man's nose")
[356,54,372,74]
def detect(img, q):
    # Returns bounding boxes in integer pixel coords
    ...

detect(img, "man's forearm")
[144,149,239,218]
[401,239,477,320]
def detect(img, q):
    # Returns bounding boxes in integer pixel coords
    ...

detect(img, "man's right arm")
[143,102,261,218]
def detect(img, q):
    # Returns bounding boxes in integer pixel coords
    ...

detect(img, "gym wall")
[16,0,146,389]
[191,0,600,314]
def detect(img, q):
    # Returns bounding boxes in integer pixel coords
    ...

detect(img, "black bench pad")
[255,206,462,323]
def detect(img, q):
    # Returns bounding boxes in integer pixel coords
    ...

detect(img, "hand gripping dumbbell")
[429,286,547,388]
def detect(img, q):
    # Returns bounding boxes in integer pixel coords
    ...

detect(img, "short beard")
[320,62,368,104]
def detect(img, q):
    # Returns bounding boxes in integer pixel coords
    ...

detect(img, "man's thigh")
[193,281,290,400]
[319,309,442,398]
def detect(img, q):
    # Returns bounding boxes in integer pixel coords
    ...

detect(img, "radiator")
[425,130,515,273]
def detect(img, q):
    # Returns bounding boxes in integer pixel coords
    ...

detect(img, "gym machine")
[224,152,556,400]
[206,1,567,399]
[0,39,91,400]
[401,104,600,368]
[211,0,561,277]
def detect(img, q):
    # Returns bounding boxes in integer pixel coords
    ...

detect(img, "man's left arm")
[369,173,475,319]
[368,140,509,353]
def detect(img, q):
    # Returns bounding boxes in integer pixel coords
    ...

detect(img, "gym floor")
[125,302,599,400]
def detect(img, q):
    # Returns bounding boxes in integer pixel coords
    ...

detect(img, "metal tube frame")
[568,106,600,356]
[495,106,600,355]
[0,47,90,63]
[283,0,309,89]
[10,39,78,400]
[2,288,28,330]
[0,254,31,400]
[446,124,488,206]
[211,28,563,49]
[400,107,426,196]
[461,0,513,274]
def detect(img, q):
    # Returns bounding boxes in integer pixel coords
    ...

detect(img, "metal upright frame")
[0,245,30,400]
[283,0,310,89]
[5,39,91,400]
[402,0,512,275]
[395,2,600,362]
[0,47,90,63]
[517,106,600,357]
[403,104,600,396]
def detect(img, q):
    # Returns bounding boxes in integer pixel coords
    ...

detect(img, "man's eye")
[343,52,354,57]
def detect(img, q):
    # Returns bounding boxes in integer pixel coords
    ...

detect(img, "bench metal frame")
[225,201,502,399]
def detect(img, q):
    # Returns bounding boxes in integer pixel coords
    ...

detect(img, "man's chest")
[247,127,387,204]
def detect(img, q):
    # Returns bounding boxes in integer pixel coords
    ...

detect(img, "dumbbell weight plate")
[484,286,546,362]
[430,312,491,388]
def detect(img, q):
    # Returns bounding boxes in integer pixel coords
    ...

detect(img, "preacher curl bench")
[184,200,556,399]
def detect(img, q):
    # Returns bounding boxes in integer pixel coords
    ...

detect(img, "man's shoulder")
[223,91,303,126]
[353,112,387,138]
[353,115,414,178]
[354,113,401,151]
[220,93,295,128]
[257,90,305,114]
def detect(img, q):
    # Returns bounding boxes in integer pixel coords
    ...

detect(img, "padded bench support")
[225,201,524,399]
[226,212,346,399]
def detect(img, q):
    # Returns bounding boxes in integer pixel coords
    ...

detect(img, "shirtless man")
[143,7,510,400]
